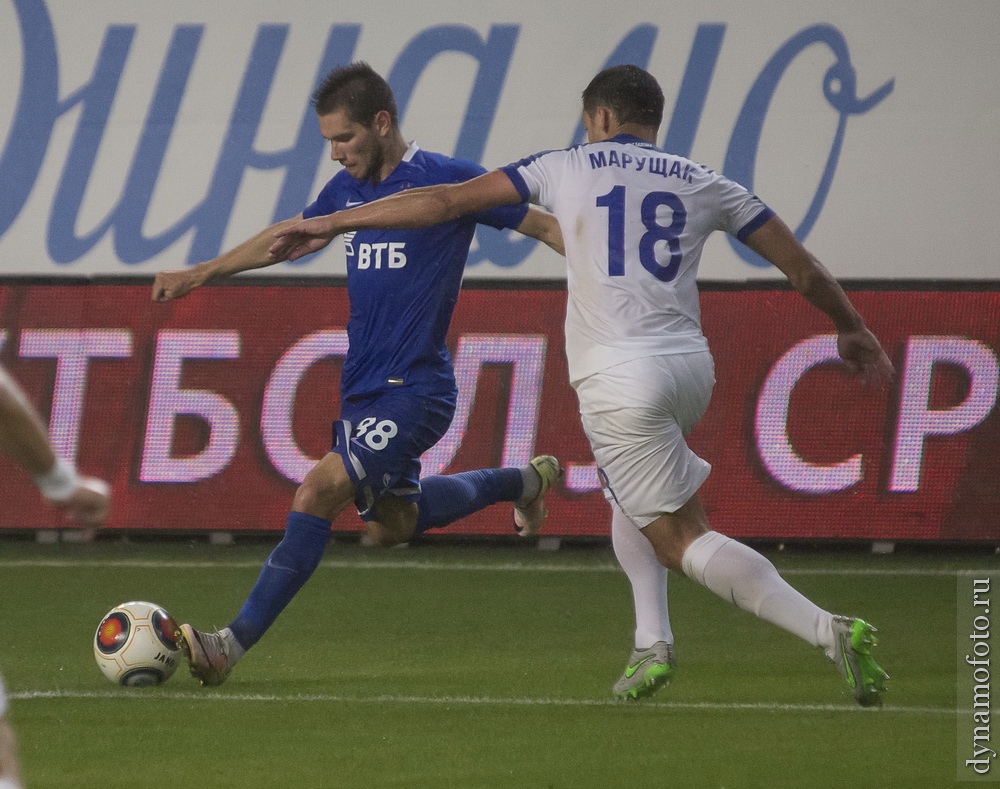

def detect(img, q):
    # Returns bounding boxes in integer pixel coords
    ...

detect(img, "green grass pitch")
[0,538,980,788]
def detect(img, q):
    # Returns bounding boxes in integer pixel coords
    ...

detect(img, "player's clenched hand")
[269,215,339,262]
[838,328,894,388]
[46,477,111,528]
[152,268,204,302]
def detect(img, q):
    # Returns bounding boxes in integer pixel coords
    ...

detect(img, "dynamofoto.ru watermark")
[960,576,997,780]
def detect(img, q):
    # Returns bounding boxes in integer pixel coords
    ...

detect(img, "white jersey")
[502,134,773,385]
[0,671,7,717]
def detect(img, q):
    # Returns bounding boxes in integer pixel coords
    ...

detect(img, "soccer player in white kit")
[270,65,894,707]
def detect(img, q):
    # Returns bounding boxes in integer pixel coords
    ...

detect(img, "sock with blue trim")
[415,468,523,534]
[228,511,331,652]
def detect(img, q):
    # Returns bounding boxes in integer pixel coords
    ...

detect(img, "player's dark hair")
[312,62,399,128]
[582,65,664,128]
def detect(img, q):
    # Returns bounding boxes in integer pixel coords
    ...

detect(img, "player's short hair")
[582,65,664,128]
[312,62,399,128]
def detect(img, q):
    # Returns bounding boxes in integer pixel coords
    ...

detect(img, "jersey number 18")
[596,187,687,282]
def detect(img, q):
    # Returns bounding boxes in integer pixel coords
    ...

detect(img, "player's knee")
[365,500,417,548]
[653,543,686,572]
[642,506,709,572]
[365,521,410,549]
[293,467,352,520]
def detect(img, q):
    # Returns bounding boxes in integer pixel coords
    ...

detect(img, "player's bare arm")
[0,364,58,478]
[0,364,111,527]
[153,215,303,302]
[744,214,894,388]
[392,188,564,256]
[270,170,520,262]
[515,206,565,256]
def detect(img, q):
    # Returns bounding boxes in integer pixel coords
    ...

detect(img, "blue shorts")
[331,387,456,521]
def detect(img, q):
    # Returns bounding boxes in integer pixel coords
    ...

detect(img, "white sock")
[516,464,541,507]
[219,627,246,667]
[612,505,673,649]
[681,531,834,655]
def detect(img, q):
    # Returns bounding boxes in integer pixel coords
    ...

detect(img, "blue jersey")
[304,144,528,399]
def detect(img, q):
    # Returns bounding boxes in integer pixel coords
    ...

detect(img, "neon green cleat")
[831,616,888,707]
[513,455,563,537]
[613,641,676,702]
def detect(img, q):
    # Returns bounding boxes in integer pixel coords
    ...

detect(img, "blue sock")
[228,511,331,651]
[414,468,523,534]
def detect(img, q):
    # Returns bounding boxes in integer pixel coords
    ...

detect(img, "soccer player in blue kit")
[152,62,565,686]
[272,65,894,707]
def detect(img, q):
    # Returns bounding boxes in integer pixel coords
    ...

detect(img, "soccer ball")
[94,601,182,686]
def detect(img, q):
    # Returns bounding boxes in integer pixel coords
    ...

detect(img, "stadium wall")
[1,280,997,541]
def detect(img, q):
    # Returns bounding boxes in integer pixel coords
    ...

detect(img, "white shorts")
[574,352,715,527]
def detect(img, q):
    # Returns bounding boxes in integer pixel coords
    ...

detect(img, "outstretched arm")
[744,215,894,387]
[0,364,111,527]
[270,170,521,262]
[152,215,304,302]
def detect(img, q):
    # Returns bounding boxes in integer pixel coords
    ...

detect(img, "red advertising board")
[1,282,997,541]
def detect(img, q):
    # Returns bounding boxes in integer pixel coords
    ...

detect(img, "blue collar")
[607,133,657,148]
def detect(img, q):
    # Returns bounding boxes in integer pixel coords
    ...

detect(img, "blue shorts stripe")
[333,420,367,484]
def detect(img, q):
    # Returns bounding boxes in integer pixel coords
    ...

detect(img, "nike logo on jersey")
[346,200,364,207]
